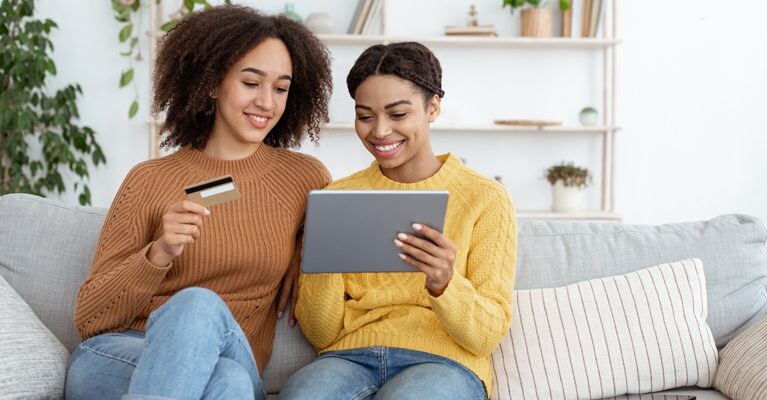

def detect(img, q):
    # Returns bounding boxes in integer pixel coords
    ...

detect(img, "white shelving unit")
[319,0,620,221]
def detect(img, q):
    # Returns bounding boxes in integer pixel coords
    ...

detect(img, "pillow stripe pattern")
[714,314,767,399]
[491,259,717,400]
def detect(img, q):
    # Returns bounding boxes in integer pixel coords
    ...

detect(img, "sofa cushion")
[491,259,717,400]
[714,314,767,399]
[0,273,70,398]
[0,194,106,353]
[516,215,767,347]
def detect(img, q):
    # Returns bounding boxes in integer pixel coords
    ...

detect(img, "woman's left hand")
[277,242,301,327]
[394,223,457,297]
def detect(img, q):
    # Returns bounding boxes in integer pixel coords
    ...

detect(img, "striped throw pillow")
[714,314,767,399]
[491,259,718,400]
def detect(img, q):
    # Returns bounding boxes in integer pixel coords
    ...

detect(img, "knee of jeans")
[156,287,228,323]
[209,358,255,399]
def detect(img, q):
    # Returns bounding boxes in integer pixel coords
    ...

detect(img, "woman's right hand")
[147,200,210,267]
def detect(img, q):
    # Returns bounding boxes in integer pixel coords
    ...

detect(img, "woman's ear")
[427,94,441,123]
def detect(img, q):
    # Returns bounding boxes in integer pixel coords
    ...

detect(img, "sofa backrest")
[516,216,767,347]
[2,193,766,392]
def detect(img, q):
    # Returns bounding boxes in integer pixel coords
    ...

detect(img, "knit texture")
[296,153,517,394]
[74,145,330,371]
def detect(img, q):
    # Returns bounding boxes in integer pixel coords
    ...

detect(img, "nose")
[253,88,274,111]
[371,119,391,139]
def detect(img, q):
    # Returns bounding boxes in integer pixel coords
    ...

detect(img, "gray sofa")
[1,193,766,399]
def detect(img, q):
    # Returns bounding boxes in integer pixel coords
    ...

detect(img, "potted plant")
[544,161,591,213]
[503,0,570,37]
[1,0,106,204]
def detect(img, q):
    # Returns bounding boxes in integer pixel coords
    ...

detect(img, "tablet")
[301,190,449,273]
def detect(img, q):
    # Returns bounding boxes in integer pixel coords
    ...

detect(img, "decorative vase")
[579,107,599,126]
[551,180,583,213]
[305,12,335,34]
[281,3,303,24]
[520,8,553,37]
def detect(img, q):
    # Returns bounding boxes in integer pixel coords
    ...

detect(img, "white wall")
[36,0,767,225]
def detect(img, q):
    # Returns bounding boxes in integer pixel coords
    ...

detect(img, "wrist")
[147,240,173,267]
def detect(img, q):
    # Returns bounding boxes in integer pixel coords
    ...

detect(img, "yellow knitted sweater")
[74,145,330,372]
[296,153,517,393]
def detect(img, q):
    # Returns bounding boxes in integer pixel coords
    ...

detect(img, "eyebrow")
[241,67,292,81]
[355,99,413,111]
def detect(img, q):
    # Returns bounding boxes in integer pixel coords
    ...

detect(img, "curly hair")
[346,42,444,104]
[152,5,332,149]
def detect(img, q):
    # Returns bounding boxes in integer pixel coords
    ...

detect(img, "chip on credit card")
[184,175,240,207]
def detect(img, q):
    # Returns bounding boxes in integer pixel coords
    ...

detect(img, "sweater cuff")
[428,272,474,312]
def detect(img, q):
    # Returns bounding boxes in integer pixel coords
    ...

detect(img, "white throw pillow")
[0,274,70,399]
[491,258,718,400]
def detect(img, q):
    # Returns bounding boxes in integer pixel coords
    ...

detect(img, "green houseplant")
[503,0,572,37]
[544,161,591,212]
[1,0,105,205]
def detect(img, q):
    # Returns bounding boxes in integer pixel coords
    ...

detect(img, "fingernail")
[394,239,404,248]
[412,223,422,231]
[204,208,210,216]
[290,319,296,327]
[397,233,408,240]
[398,253,406,260]
[277,311,283,319]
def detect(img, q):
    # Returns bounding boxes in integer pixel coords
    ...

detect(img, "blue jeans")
[279,346,486,400]
[65,287,266,400]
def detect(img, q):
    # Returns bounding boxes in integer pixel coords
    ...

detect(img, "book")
[444,25,497,37]
[581,0,591,38]
[562,8,572,37]
[361,0,382,35]
[588,0,604,37]
[347,0,365,34]
[353,0,375,34]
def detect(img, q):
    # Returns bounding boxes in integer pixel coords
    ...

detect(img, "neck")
[381,147,443,183]
[203,131,261,161]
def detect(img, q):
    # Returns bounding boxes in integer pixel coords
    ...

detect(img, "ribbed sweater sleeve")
[74,164,170,338]
[429,186,517,356]
[296,272,346,350]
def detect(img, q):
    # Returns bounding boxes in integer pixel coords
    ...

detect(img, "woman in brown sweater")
[64,6,332,400]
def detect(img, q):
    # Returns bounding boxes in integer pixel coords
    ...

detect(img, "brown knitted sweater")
[73,145,330,371]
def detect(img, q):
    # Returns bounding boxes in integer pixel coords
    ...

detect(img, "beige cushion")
[714,314,767,399]
[0,274,70,398]
[491,259,718,400]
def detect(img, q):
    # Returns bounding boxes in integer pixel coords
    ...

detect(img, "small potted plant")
[503,0,552,37]
[544,161,591,213]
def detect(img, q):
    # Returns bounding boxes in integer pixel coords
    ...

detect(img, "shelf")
[517,211,622,221]
[318,34,621,49]
[322,122,620,133]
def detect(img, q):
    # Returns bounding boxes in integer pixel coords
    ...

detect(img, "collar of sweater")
[365,153,463,190]
[174,144,275,177]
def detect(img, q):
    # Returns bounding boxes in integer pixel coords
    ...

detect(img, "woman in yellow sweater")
[65,6,331,400]
[281,42,517,399]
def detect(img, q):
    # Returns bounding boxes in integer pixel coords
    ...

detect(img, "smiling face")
[353,74,441,182]
[208,38,292,157]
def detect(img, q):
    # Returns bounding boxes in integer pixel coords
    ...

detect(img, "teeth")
[248,115,267,123]
[374,141,402,152]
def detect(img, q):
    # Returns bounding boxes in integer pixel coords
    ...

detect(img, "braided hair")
[346,42,444,105]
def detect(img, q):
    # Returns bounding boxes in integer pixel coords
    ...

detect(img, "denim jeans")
[65,287,266,400]
[279,346,487,400]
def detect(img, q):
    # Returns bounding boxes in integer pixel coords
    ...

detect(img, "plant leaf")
[160,20,177,32]
[119,68,134,88]
[128,100,139,118]
[119,23,133,42]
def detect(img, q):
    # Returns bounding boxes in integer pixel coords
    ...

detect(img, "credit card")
[184,175,240,207]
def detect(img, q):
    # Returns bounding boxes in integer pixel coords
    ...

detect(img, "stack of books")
[563,0,604,38]
[444,25,497,37]
[347,0,383,35]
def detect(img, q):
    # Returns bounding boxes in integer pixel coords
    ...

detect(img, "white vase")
[305,12,335,34]
[551,181,583,213]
